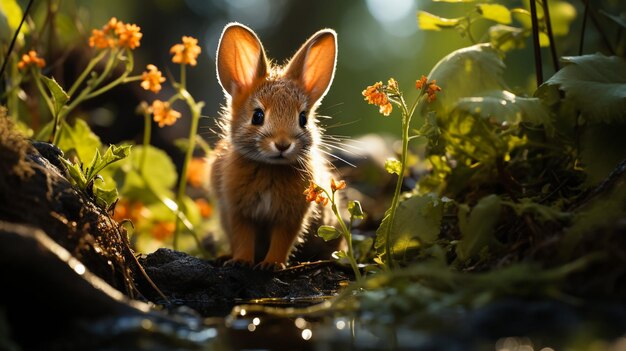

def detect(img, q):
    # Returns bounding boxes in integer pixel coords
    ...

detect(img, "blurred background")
[14,0,623,163]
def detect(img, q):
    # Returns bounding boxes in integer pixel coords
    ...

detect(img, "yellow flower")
[170,36,202,66]
[387,78,398,91]
[362,81,393,116]
[151,100,181,127]
[17,50,46,70]
[141,64,166,93]
[88,17,142,50]
[331,178,346,192]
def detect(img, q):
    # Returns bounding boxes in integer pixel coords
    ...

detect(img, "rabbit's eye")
[251,108,264,125]
[299,111,307,128]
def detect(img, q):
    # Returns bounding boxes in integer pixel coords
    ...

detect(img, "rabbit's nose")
[275,141,292,152]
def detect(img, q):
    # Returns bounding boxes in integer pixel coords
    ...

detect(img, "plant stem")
[173,64,204,249]
[529,0,543,86]
[579,0,589,55]
[31,69,55,121]
[67,50,107,97]
[330,192,362,282]
[141,112,151,173]
[541,0,560,73]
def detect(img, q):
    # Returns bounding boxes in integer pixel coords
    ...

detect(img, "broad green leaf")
[40,76,69,116]
[456,194,502,261]
[488,24,526,52]
[375,194,444,257]
[318,225,341,241]
[537,54,626,124]
[384,158,402,175]
[56,119,102,163]
[504,198,571,222]
[453,90,553,133]
[115,145,177,204]
[428,44,506,115]
[348,200,364,219]
[417,11,461,31]
[477,4,512,24]
[89,144,131,179]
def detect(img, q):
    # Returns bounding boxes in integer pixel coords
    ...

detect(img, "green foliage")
[56,119,101,163]
[318,225,341,241]
[0,0,27,40]
[347,200,364,219]
[537,54,626,124]
[376,194,445,259]
[384,158,402,175]
[40,76,69,117]
[456,194,502,261]
[61,144,131,209]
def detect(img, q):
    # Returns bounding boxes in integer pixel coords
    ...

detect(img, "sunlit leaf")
[348,200,365,219]
[375,194,444,257]
[0,0,28,40]
[477,4,512,24]
[59,157,87,188]
[417,11,462,31]
[537,54,626,124]
[56,119,102,163]
[488,24,526,52]
[456,194,502,261]
[318,225,341,241]
[93,181,118,209]
[453,90,553,133]
[428,44,506,115]
[40,76,69,116]
[518,0,576,36]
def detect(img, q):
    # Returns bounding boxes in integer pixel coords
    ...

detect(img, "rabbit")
[209,22,343,269]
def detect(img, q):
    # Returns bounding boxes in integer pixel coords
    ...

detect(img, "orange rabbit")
[209,23,341,269]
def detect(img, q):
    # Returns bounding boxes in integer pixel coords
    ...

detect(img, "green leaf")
[318,225,341,241]
[332,250,348,259]
[59,157,87,188]
[428,44,506,115]
[40,76,69,116]
[456,194,502,261]
[0,0,28,40]
[477,4,512,24]
[453,90,553,134]
[417,11,462,31]
[488,24,526,52]
[56,119,102,163]
[384,158,402,175]
[114,145,177,204]
[348,200,364,219]
[375,194,444,257]
[93,182,119,209]
[537,54,626,124]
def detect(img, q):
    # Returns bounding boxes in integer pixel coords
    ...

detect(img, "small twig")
[0,0,35,82]
[541,0,560,72]
[529,0,544,86]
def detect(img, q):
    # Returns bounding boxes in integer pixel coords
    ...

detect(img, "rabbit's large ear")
[216,23,268,97]
[285,29,337,104]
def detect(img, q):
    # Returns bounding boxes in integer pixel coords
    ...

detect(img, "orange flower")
[141,64,166,93]
[362,81,393,116]
[187,158,208,188]
[426,80,442,102]
[151,221,175,241]
[17,50,45,70]
[116,23,142,49]
[303,181,329,206]
[331,178,346,192]
[170,36,202,66]
[195,198,213,218]
[88,17,141,50]
[415,75,428,90]
[151,100,181,127]
[387,78,398,91]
